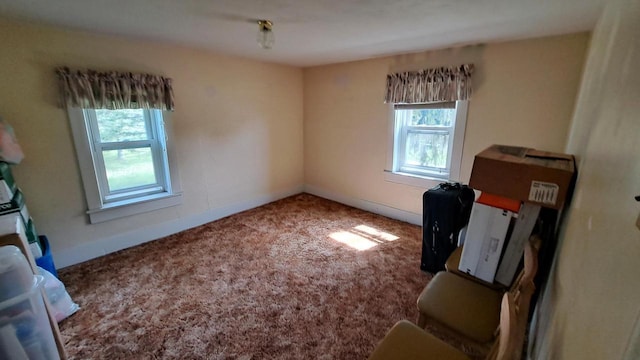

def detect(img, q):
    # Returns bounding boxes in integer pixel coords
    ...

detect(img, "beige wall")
[303,33,589,216]
[4,12,634,359]
[532,0,640,358]
[0,19,304,262]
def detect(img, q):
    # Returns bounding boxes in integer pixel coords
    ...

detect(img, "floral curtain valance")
[56,67,175,111]
[384,64,474,104]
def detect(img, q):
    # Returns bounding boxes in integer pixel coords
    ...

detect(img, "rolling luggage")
[421,183,475,273]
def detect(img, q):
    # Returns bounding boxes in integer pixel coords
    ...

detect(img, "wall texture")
[303,33,589,217]
[0,19,304,266]
[531,0,640,358]
[3,12,634,359]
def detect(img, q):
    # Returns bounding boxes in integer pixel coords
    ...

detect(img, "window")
[87,109,170,202]
[387,101,468,184]
[68,108,181,223]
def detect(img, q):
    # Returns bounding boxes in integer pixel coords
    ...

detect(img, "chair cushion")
[368,320,470,360]
[417,272,503,343]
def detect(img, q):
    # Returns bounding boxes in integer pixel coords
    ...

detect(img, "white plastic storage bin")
[0,245,33,302]
[0,276,60,360]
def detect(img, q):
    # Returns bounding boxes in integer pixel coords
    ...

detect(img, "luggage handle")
[439,182,462,191]
[432,221,439,255]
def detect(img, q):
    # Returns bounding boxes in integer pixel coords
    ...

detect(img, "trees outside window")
[391,101,467,181]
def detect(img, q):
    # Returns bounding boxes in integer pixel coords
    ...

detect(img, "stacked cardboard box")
[468,145,575,210]
[459,145,575,285]
[459,202,514,283]
[0,162,41,259]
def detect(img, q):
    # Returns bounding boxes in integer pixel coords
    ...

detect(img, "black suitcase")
[421,182,475,273]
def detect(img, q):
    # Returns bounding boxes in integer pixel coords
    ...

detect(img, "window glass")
[95,109,150,142]
[392,101,463,179]
[404,131,450,169]
[386,101,467,186]
[406,108,456,126]
[102,148,157,192]
[87,109,169,201]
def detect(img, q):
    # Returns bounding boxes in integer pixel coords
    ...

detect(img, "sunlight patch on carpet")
[354,225,399,241]
[329,225,399,250]
[330,231,379,250]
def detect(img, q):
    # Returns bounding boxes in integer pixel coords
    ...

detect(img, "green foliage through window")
[95,109,149,142]
[409,108,455,126]
[405,132,449,169]
[103,148,156,191]
[93,109,161,195]
[396,107,456,171]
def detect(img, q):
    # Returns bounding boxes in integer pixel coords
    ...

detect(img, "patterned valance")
[384,64,474,104]
[56,67,175,110]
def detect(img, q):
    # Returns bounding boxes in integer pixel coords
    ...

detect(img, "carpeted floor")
[57,193,454,359]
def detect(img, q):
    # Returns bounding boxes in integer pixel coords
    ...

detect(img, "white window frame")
[385,101,468,188]
[67,108,182,223]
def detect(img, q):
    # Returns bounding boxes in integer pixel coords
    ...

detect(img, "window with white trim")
[68,108,181,223]
[388,101,468,183]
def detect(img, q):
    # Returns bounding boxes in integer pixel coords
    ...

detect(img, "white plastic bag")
[37,266,80,322]
[0,118,24,164]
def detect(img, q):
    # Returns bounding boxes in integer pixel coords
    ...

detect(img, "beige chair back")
[488,236,540,360]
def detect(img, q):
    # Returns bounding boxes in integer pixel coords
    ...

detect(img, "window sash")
[393,103,457,179]
[83,109,170,204]
[398,129,453,175]
[404,125,454,132]
[394,101,456,110]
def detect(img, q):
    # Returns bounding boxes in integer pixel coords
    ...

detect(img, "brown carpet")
[57,193,463,359]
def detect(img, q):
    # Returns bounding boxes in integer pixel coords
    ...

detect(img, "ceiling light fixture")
[257,20,274,49]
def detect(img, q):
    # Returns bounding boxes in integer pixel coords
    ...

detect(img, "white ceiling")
[0,0,605,67]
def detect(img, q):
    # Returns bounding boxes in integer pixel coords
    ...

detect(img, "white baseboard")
[303,184,422,226]
[55,185,421,268]
[54,185,304,268]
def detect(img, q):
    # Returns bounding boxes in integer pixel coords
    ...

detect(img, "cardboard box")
[0,162,17,203]
[0,188,29,224]
[0,189,40,256]
[458,202,513,283]
[0,214,41,258]
[469,145,575,209]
